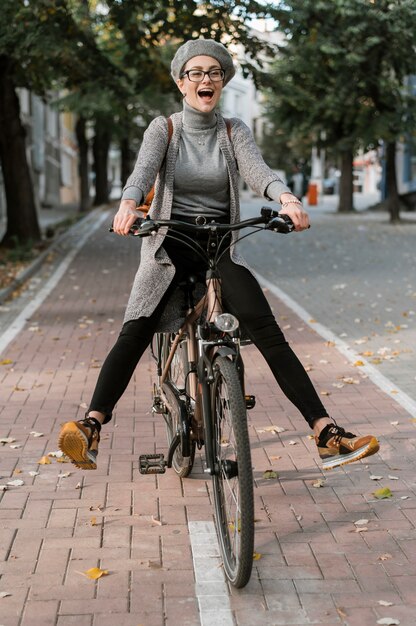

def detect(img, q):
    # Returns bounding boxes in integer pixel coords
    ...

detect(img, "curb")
[0,206,111,305]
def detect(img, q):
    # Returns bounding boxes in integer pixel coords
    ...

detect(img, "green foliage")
[265,0,416,154]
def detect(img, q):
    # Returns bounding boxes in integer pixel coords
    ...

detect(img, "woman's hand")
[279,193,310,231]
[112,200,141,236]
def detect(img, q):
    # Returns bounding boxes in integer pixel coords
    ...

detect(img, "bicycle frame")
[157,268,235,475]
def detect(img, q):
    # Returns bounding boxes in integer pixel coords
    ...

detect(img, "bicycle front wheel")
[211,355,254,588]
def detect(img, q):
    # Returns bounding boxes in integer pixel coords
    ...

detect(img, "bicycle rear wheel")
[162,333,195,478]
[211,355,254,588]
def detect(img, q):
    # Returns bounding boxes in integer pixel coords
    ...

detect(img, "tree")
[265,0,416,221]
[0,0,129,245]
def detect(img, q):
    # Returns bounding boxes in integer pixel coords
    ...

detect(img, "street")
[0,201,416,626]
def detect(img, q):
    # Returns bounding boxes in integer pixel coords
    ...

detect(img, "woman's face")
[176,55,224,113]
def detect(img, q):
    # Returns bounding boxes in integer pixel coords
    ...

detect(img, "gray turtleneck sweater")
[122,101,284,215]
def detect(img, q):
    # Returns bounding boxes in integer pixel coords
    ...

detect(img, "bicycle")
[119,207,294,588]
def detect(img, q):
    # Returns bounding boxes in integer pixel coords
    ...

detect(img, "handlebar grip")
[109,216,154,236]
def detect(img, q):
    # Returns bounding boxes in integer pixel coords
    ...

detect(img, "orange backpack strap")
[138,116,173,214]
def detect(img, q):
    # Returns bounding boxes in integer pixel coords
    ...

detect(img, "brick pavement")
[1,212,416,626]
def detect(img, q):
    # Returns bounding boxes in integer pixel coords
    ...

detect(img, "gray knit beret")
[171,39,235,86]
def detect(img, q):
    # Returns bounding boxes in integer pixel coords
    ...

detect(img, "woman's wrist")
[279,193,303,208]
[280,193,302,204]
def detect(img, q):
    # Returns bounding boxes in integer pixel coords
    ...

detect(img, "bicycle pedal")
[139,453,167,475]
[245,394,256,410]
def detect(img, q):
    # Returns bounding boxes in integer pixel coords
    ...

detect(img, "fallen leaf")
[56,455,71,463]
[83,567,109,580]
[376,619,400,625]
[89,504,104,511]
[75,482,82,490]
[48,450,63,458]
[0,485,8,491]
[13,469,22,474]
[28,471,39,477]
[0,359,13,365]
[288,440,298,445]
[312,479,325,488]
[263,470,278,479]
[147,560,162,569]
[269,455,282,461]
[400,496,410,500]
[151,516,164,526]
[374,487,393,499]
[378,554,393,561]
[336,607,347,619]
[320,390,331,396]
[0,591,12,598]
[38,456,52,465]
[370,475,383,480]
[252,552,262,561]
[388,475,399,480]
[0,437,16,444]
[10,444,22,449]
[30,431,44,438]
[58,472,71,478]
[390,421,399,426]
[378,600,394,607]
[7,479,24,487]
[354,360,365,367]
[354,519,369,526]
[90,517,98,526]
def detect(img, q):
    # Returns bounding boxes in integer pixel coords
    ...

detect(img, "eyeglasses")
[181,69,225,83]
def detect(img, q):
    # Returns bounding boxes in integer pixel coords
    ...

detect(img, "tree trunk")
[75,116,90,213]
[337,149,354,213]
[0,55,41,246]
[120,136,131,187]
[92,118,110,206]
[385,142,401,224]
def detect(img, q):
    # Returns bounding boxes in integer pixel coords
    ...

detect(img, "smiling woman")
[58,37,379,474]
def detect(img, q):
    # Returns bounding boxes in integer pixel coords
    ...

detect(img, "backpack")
[138,116,232,215]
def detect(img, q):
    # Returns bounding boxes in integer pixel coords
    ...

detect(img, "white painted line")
[188,520,235,626]
[0,210,110,357]
[257,273,416,418]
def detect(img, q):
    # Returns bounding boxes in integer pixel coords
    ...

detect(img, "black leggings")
[89,240,328,427]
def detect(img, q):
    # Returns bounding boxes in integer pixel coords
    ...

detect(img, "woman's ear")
[176,78,186,97]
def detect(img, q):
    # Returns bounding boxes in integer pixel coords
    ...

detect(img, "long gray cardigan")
[123,110,290,331]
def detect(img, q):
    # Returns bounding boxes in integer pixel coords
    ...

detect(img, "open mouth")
[197,88,215,102]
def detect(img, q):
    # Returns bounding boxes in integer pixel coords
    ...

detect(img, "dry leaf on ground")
[38,456,52,465]
[374,487,393,499]
[82,567,109,580]
[263,470,278,479]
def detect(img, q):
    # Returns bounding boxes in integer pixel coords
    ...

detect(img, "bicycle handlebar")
[109,206,296,237]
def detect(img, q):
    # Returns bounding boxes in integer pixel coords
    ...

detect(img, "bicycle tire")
[211,354,254,588]
[162,333,195,478]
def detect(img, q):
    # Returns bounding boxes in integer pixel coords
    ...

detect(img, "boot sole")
[321,437,380,470]
[58,422,97,470]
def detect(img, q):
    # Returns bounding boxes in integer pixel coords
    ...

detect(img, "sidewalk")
[1,209,416,626]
